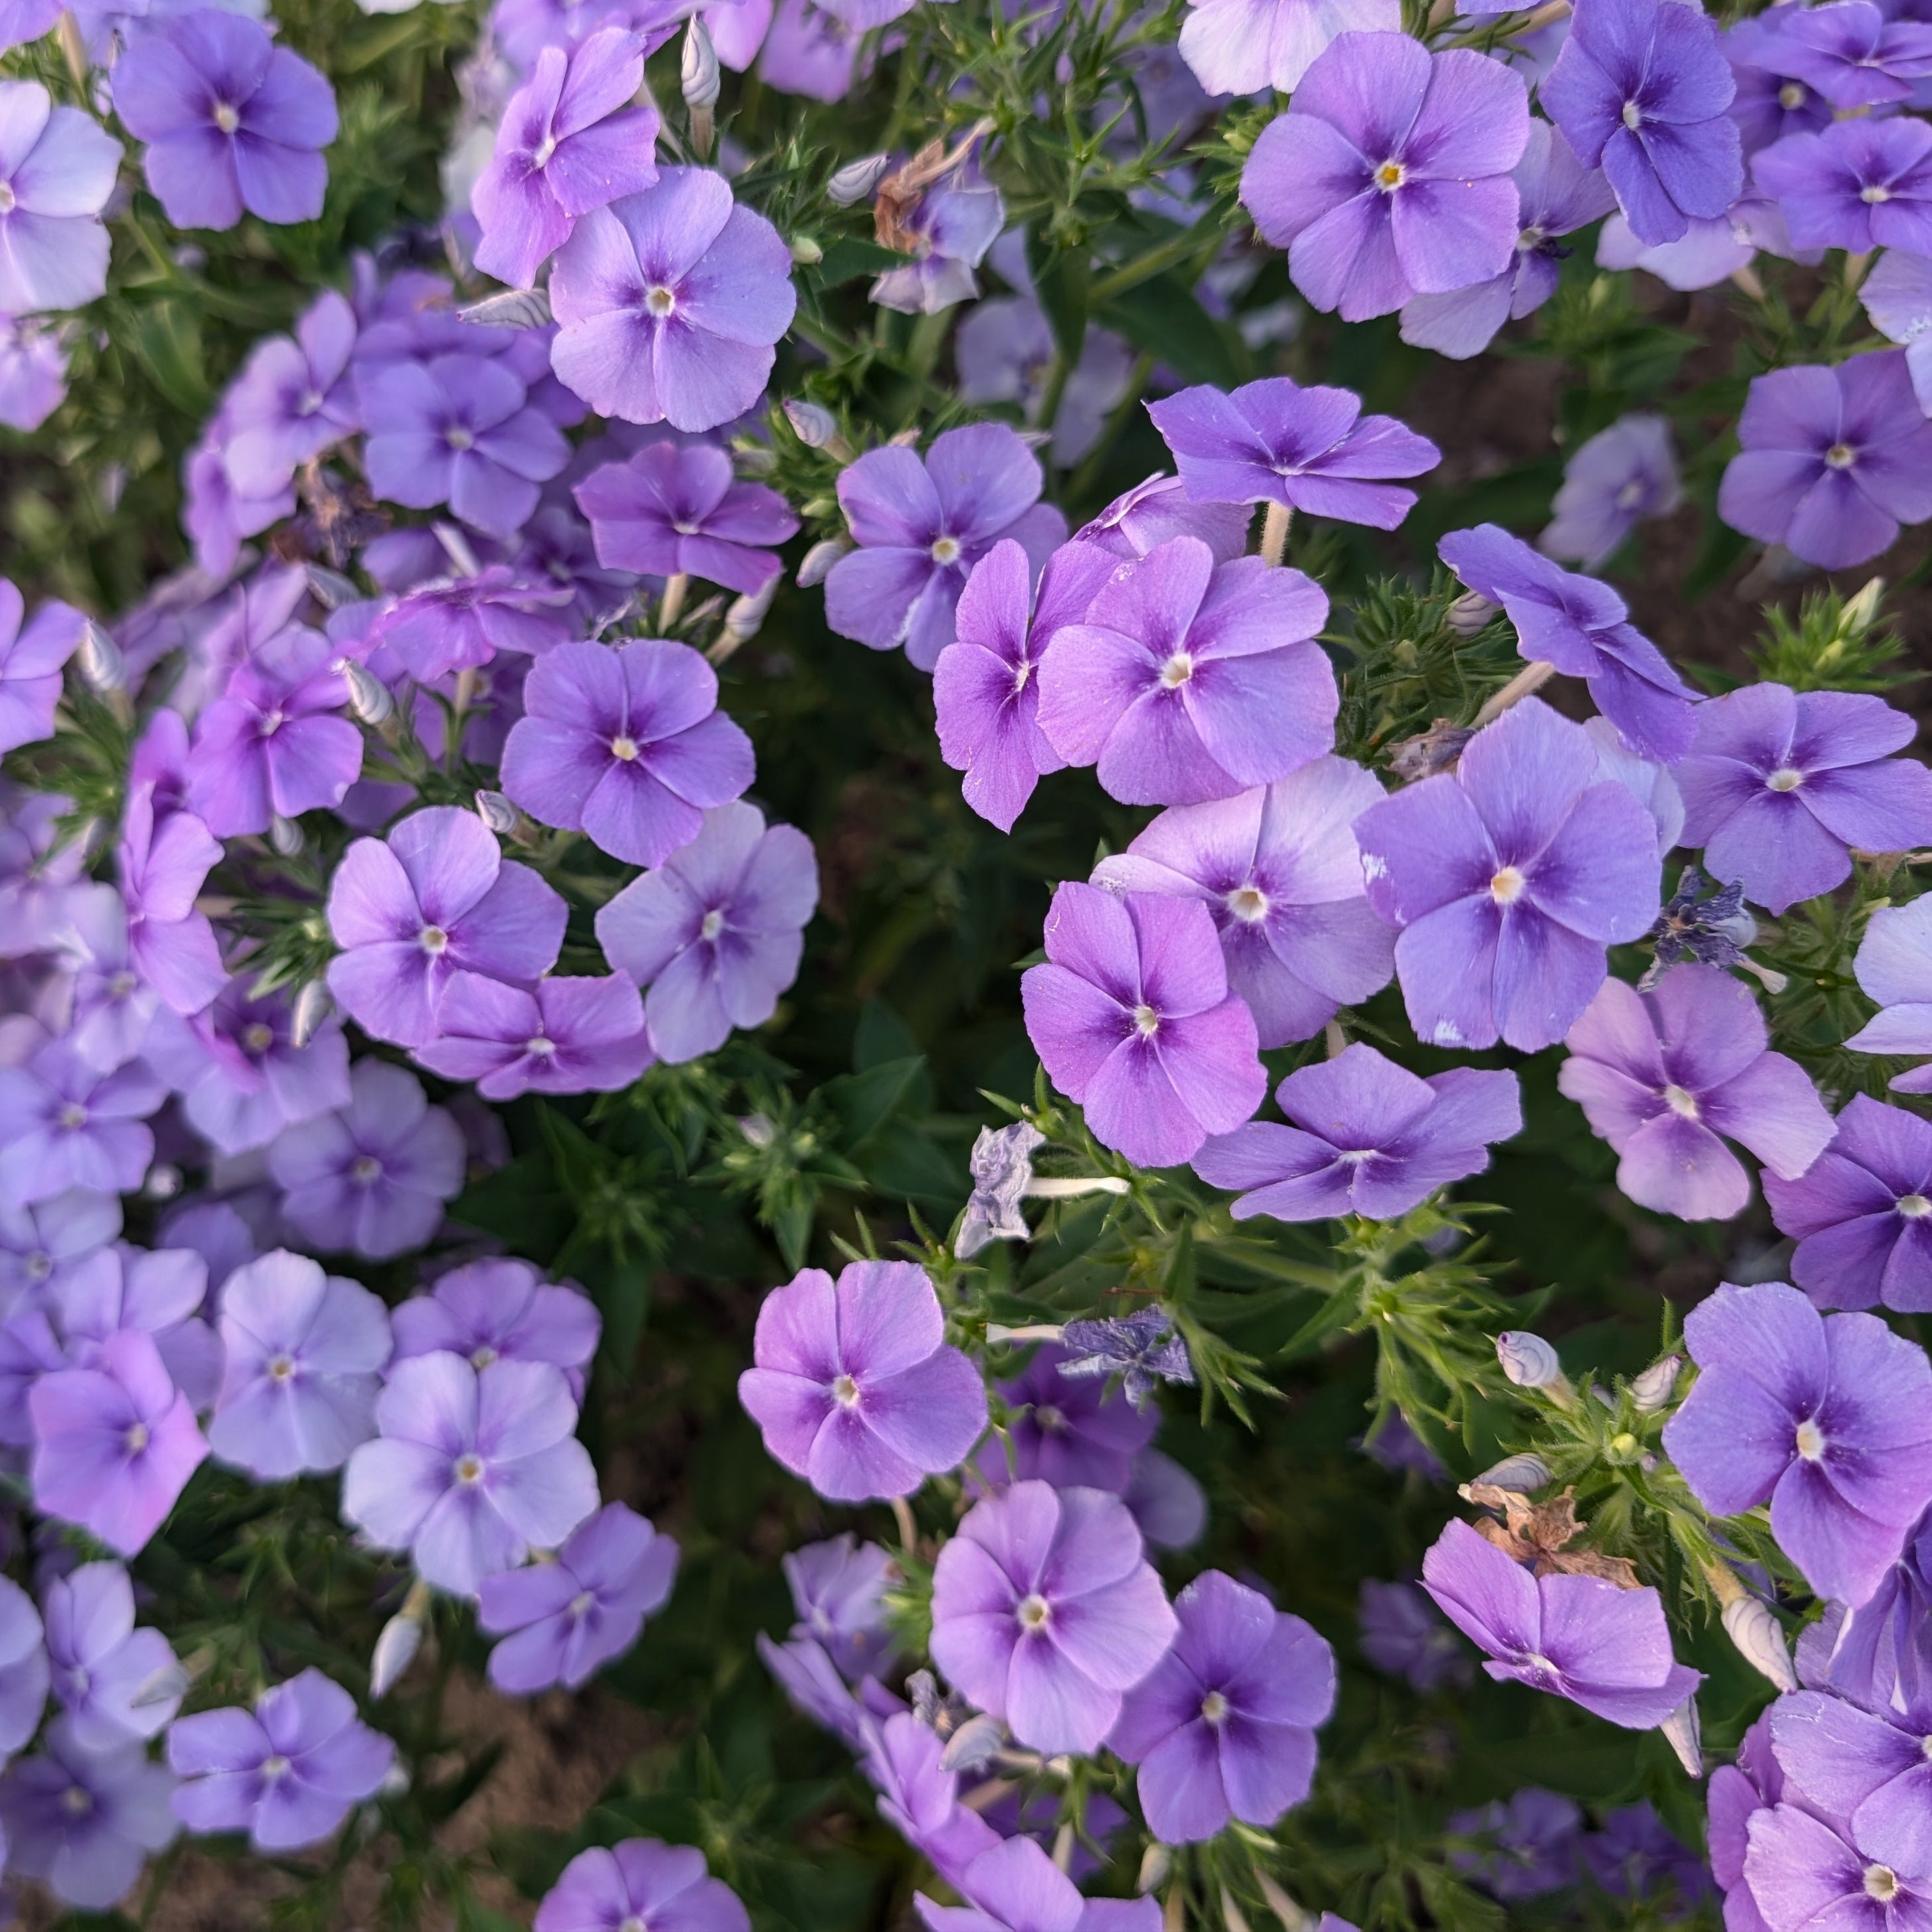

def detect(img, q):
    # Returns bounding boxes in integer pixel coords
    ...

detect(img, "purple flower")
[221,291,360,498]
[1665,1280,1932,1608]
[576,439,798,595]
[1719,354,1932,572]
[208,1249,390,1481]
[267,1060,465,1262]
[50,1243,219,1406]
[0,578,80,755]
[955,296,1134,469]
[783,1535,897,1681]
[0,0,59,55]
[738,1259,987,1502]
[118,771,227,1018]
[169,1667,392,1852]
[1862,248,1932,417]
[758,0,866,102]
[0,1717,177,1911]
[1676,682,1932,915]
[325,806,568,1049]
[0,1574,47,1753]
[1539,413,1683,570]
[1358,1578,1471,1691]
[0,311,68,431]
[0,80,121,314]
[1421,1518,1701,1727]
[29,1328,209,1557]
[1353,697,1662,1052]
[929,1478,1176,1755]
[500,638,754,866]
[548,166,795,431]
[1559,965,1833,1221]
[0,1038,165,1204]
[1239,32,1530,323]
[1743,1798,1932,1932]
[1754,0,1932,108]
[1036,539,1336,807]
[477,1501,677,1692]
[1195,1041,1522,1222]
[1175,0,1397,95]
[1582,1800,1708,1904]
[1107,1569,1332,1844]
[390,1258,600,1392]
[1147,378,1439,530]
[983,1343,1155,1494]
[536,1840,750,1932]
[1849,897,1932,1094]
[1090,757,1394,1046]
[473,29,661,289]
[824,423,1068,671]
[1075,472,1250,566]
[45,1561,178,1749]
[1541,0,1743,246]
[113,11,336,231]
[360,354,569,541]
[1022,882,1266,1170]
[594,800,816,1062]
[0,1187,120,1316]
[372,566,578,682]
[1057,1313,1195,1409]
[1450,1790,1583,1901]
[1754,120,1932,257]
[915,1835,1161,1932]
[342,1352,598,1595]
[1761,1686,1932,1884]
[870,167,1004,316]
[414,971,654,1098]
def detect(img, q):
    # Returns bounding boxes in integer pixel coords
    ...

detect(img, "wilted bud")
[1722,1592,1798,1693]
[1465,1451,1552,1495]
[291,980,334,1050]
[828,153,892,205]
[305,562,361,610]
[1496,1330,1562,1389]
[1659,1696,1703,1778]
[344,658,395,727]
[1387,718,1473,785]
[1136,1844,1171,1896]
[785,398,840,448]
[1630,1354,1683,1413]
[681,16,719,108]
[370,1604,425,1698]
[475,788,521,835]
[141,1162,182,1201]
[75,618,126,695]
[1447,590,1497,638]
[269,814,304,858]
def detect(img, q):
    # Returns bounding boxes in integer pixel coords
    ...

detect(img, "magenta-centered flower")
[0,79,122,314]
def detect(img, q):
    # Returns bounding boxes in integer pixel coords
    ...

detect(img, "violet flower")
[169,1667,393,1852]
[113,11,337,231]
[984,1343,1155,1494]
[372,566,577,681]
[43,1562,173,1749]
[548,166,796,431]
[57,884,164,1076]
[757,0,866,102]
[1675,682,1932,915]
[535,1841,750,1932]
[915,1835,1160,1932]
[0,0,58,56]
[473,27,661,289]
[0,1574,48,1752]
[1752,0,1932,108]
[325,805,568,1049]
[594,799,817,1062]
[1175,0,1397,96]
[0,577,80,755]
[1421,1518,1701,1727]
[1745,1800,1932,1932]
[1239,31,1530,323]
[1451,1790,1584,1901]
[1754,120,1932,257]
[954,295,1134,469]
[499,638,755,867]
[1196,1041,1522,1222]
[1768,1687,1932,1880]
[414,970,655,1098]
[737,1258,987,1502]
[824,422,1068,671]
[118,770,228,1019]
[1539,413,1684,569]
[576,439,798,594]
[1147,378,1439,530]
[1848,896,1932,1094]
[0,311,68,431]
[1560,964,1833,1222]
[782,1534,897,1681]
[1021,881,1267,1170]
[477,1501,677,1692]
[1358,1578,1471,1692]
[1663,1279,1932,1608]
[390,1257,600,1393]
[871,166,1004,315]
[0,80,122,314]
[342,1352,598,1596]
[220,289,360,499]
[1074,473,1249,566]
[0,1037,165,1204]
[0,1187,120,1316]
[1352,697,1663,1052]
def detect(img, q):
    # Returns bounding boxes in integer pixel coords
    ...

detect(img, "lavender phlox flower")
[0,1037,166,1205]
[477,1501,677,1691]
[156,1198,256,1297]
[1540,0,1743,247]
[783,1535,897,1682]
[1764,1686,1932,1881]
[929,1478,1178,1755]
[1146,378,1439,530]
[372,565,577,681]
[1675,681,1932,915]
[0,310,68,431]
[53,884,162,1076]
[757,0,868,104]
[118,770,228,1019]
[489,0,694,70]
[757,1631,878,1743]
[982,1342,1156,1494]
[50,1241,219,1408]
[1358,1578,1471,1691]
[0,1188,119,1318]
[1074,473,1250,566]
[1796,1509,1932,1720]
[1175,0,1395,95]
[1706,1712,1782,1932]
[576,439,798,594]
[594,800,816,1062]
[0,79,122,314]
[1582,1800,1709,1903]
[1421,1518,1701,1727]
[871,161,1003,316]
[113,11,337,231]
[1238,31,1530,323]
[1558,964,1833,1221]
[1539,413,1683,568]
[1663,1279,1932,1608]
[1645,863,1755,985]
[0,1574,47,1754]
[1861,249,1932,417]
[0,0,59,56]
[1725,20,1834,159]
[325,805,568,1049]
[1057,1312,1194,1408]
[416,971,654,1098]
[824,422,1069,671]
[915,1831,1161,1932]
[548,166,796,431]
[169,1666,392,1851]
[1754,0,1932,108]
[860,1707,1002,1886]
[954,287,1134,468]
[0,787,86,965]
[1021,882,1267,1170]
[391,1258,600,1397]
[1449,1789,1583,1901]
[44,1561,178,1748]
[535,1840,751,1932]
[955,1120,1046,1259]
[1743,1797,1932,1932]
[220,291,360,499]
[1848,896,1932,1092]
[1753,119,1932,256]
[0,577,81,756]
[1196,1041,1522,1222]
[0,1716,177,1911]
[737,1259,988,1501]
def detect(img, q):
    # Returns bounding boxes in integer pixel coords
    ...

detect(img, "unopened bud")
[1841,575,1883,636]
[291,980,334,1050]
[1630,1354,1683,1413]
[785,398,840,448]
[888,427,923,448]
[1465,1452,1551,1495]
[130,1657,191,1712]
[269,814,303,857]
[142,1162,182,1201]
[1446,590,1497,638]
[939,1712,1004,1774]
[1722,1592,1798,1693]
[457,285,552,329]
[796,537,850,588]
[722,577,778,647]
[475,788,520,835]
[789,235,822,265]
[1221,1887,1253,1932]
[828,153,891,205]
[1136,1845,1171,1895]
[75,618,125,694]
[304,562,360,610]
[739,1112,777,1148]
[1251,1873,1308,1932]
[1659,1695,1703,1777]
[371,1603,425,1697]
[1496,1330,1562,1389]
[681,16,719,108]
[432,521,481,579]
[344,658,395,727]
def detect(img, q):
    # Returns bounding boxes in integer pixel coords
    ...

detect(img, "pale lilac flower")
[1675,683,1932,915]
[757,0,865,102]
[954,296,1134,468]
[477,1501,677,1691]
[1559,965,1834,1221]
[1539,414,1684,568]
[1358,1578,1471,1691]
[51,884,162,1076]
[0,1575,47,1752]
[0,0,59,55]
[872,166,1004,316]
[1239,33,1530,323]
[325,805,568,1049]
[983,1343,1155,1493]
[1862,249,1932,417]
[0,1188,120,1316]
[414,971,654,1098]
[118,770,227,1018]
[1352,698,1663,1052]
[1090,757,1394,1046]
[1175,0,1396,95]
[782,1535,897,1681]
[1752,0,1932,109]
[220,290,360,498]
[169,1667,392,1851]
[825,423,1069,671]
[1075,473,1249,566]
[342,1352,598,1595]
[390,1258,600,1393]
[1767,1687,1932,1879]
[536,1840,751,1932]
[0,1038,165,1204]
[0,578,80,755]
[1451,1790,1584,1901]
[0,310,68,430]
[113,11,336,230]
[267,1060,465,1262]
[1754,120,1932,257]
[1848,896,1932,1093]
[1422,1518,1701,1727]
[373,566,577,682]
[48,1241,219,1408]
[1743,1798,1932,1931]
[738,1259,987,1501]
[1196,1042,1522,1221]
[915,1834,1161,1932]
[1664,1280,1932,1607]
[0,80,122,314]
[0,786,87,962]
[44,1561,177,1748]
[1582,1801,1708,1905]
[576,440,798,594]
[548,166,795,431]
[1022,882,1267,1169]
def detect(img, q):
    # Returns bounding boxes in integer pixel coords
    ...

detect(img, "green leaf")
[820,1055,925,1146]
[123,301,209,418]
[1026,231,1091,366]
[863,1130,965,1207]
[1098,272,1243,389]
[814,238,904,287]
[448,1151,574,1261]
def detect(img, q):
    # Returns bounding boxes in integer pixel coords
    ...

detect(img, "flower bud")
[739,1112,777,1148]
[75,618,125,695]
[1446,590,1497,638]
[789,235,823,265]
[269,814,304,857]
[370,1606,424,1698]
[796,537,850,588]
[130,1657,192,1711]
[432,521,481,579]
[1496,1330,1562,1389]
[343,659,395,727]
[291,980,334,1050]
[475,788,521,835]
[1221,1887,1253,1932]
[939,1712,1003,1774]
[1466,1452,1551,1495]
[141,1162,182,1201]
[721,578,778,649]
[1659,1695,1703,1778]
[681,16,719,108]
[1630,1354,1683,1413]
[457,285,552,329]
[1722,1592,1798,1693]
[828,154,891,205]
[785,398,839,448]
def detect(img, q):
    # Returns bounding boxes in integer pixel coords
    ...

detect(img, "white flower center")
[1036,1405,1065,1432]
[1200,1690,1229,1725]
[445,426,474,451]
[125,1421,150,1453]
[1159,652,1193,689]
[1825,444,1857,471]
[61,1784,92,1815]
[244,1023,275,1054]
[1016,1592,1052,1631]
[25,1252,50,1282]
[350,1155,384,1185]
[644,285,677,317]
[1901,1195,1932,1219]
[1489,866,1526,904]
[259,709,285,737]
[57,1103,88,1130]
[1374,159,1406,191]
[1778,81,1807,109]
[832,1372,860,1407]
[1132,1003,1160,1038]
[212,101,240,134]
[1524,1651,1559,1676]
[533,133,557,168]
[568,1590,596,1620]
[1766,767,1806,792]
[1517,224,1545,251]
[1662,1083,1700,1120]
[610,735,640,761]
[261,1754,291,1782]
[525,1035,556,1058]
[931,535,963,565]
[1795,1417,1827,1462]
[108,971,138,999]
[268,1354,296,1382]
[1616,479,1645,510]
[0,183,15,215]
[420,924,449,954]
[1866,1866,1901,1903]
[1862,184,1892,204]
[1622,100,1643,129]
[1226,884,1269,925]
[700,907,726,942]
[455,1453,485,1485]
[471,1345,498,1368]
